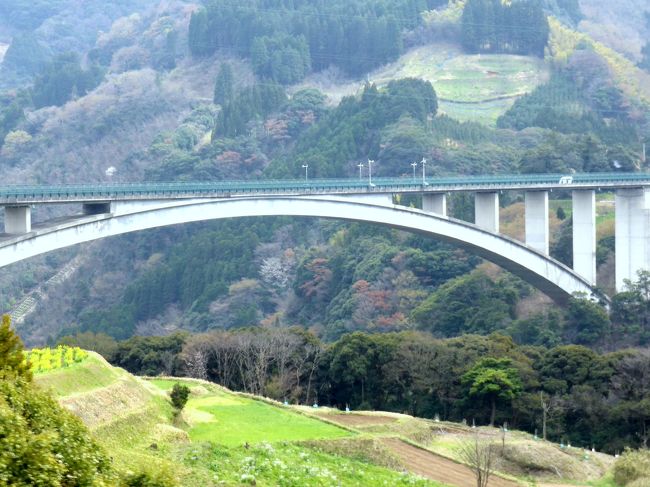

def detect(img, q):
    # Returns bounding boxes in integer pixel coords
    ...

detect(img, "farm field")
[34,354,445,486]
[299,43,549,125]
[31,353,622,486]
[150,378,351,446]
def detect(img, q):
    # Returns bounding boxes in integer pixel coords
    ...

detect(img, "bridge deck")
[0,173,648,204]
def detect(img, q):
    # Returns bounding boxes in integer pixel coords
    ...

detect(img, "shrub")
[613,449,650,485]
[120,470,176,487]
[0,377,114,485]
[0,314,32,381]
[170,383,190,411]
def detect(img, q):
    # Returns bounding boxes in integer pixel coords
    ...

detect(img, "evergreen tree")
[639,44,650,72]
[0,315,31,381]
[2,33,50,75]
[462,357,522,426]
[170,383,191,410]
[213,63,234,106]
[31,53,104,108]
[461,0,549,56]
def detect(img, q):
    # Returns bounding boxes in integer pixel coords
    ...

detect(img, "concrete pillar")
[4,206,31,234]
[615,188,650,291]
[525,191,549,254]
[422,193,447,216]
[475,192,499,233]
[572,190,596,283]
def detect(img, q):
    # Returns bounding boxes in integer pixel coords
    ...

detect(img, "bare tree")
[458,433,496,487]
[304,343,324,405]
[209,332,238,388]
[269,329,300,397]
[183,346,208,380]
[540,391,565,441]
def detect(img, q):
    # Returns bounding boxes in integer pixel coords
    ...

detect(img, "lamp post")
[411,161,417,181]
[302,164,309,182]
[421,157,428,186]
[368,159,375,187]
[357,162,364,180]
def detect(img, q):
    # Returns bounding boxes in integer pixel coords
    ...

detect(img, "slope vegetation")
[32,352,620,487]
[34,352,444,486]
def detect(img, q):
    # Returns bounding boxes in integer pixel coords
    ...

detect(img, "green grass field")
[38,360,443,486]
[179,441,436,486]
[305,43,549,125]
[149,379,351,446]
[34,353,121,396]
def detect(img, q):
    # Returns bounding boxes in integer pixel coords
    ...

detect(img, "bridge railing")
[1,172,650,200]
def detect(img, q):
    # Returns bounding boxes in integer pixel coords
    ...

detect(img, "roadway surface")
[0,172,648,204]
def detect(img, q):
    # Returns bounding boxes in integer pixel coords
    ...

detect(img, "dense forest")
[188,0,446,80]
[59,306,650,453]
[461,0,550,56]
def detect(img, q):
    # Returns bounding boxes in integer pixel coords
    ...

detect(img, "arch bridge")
[2,172,650,304]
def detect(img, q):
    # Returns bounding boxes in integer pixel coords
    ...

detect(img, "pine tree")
[214,63,234,106]
[0,315,32,381]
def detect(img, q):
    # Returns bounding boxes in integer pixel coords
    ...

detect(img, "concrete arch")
[0,196,596,304]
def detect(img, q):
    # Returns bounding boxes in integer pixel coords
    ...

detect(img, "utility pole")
[302,164,309,182]
[411,161,417,181]
[421,157,428,186]
[368,159,375,187]
[357,162,364,180]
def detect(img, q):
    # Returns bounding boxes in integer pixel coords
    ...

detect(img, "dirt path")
[315,413,398,427]
[380,437,519,487]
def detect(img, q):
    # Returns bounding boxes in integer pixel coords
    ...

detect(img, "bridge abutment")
[422,193,447,216]
[525,191,549,254]
[4,206,31,234]
[615,188,650,291]
[572,190,597,284]
[475,192,499,232]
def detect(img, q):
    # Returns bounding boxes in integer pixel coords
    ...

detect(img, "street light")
[411,161,417,181]
[357,162,364,180]
[421,157,428,186]
[302,164,309,182]
[368,159,375,187]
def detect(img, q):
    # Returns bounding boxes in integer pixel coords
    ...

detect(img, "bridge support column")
[525,191,549,254]
[572,190,596,284]
[475,192,499,232]
[616,188,650,292]
[4,206,31,234]
[422,193,447,216]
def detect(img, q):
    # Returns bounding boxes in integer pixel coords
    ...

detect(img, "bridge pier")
[525,191,549,254]
[616,188,650,291]
[422,193,447,216]
[572,190,596,284]
[475,192,499,232]
[4,206,31,234]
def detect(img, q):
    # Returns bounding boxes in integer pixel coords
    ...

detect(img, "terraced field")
[34,355,445,486]
[299,43,549,125]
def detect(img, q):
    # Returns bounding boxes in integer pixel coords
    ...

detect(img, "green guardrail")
[1,173,650,200]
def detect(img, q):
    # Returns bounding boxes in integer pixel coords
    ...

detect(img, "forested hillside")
[0,1,649,458]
